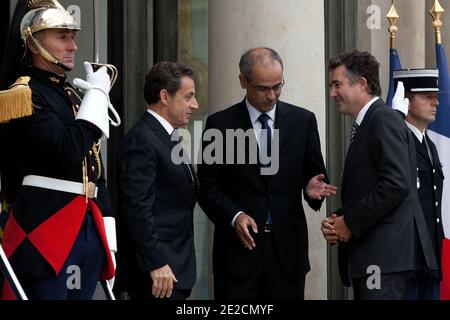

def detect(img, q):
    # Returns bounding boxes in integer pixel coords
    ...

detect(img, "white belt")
[22,175,98,198]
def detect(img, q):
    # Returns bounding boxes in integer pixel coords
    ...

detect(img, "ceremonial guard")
[0,0,119,299]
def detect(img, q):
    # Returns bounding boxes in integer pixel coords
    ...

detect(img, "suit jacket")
[413,132,444,279]
[198,99,326,280]
[117,112,198,291]
[338,99,437,285]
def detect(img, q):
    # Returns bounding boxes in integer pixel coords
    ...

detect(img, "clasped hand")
[321,214,352,243]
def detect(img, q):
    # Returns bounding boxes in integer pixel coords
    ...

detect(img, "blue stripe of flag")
[429,44,450,139]
[386,49,402,106]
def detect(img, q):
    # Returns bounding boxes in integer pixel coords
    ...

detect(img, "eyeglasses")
[243,75,285,94]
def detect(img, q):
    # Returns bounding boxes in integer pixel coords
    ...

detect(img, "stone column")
[358,0,426,97]
[208,0,327,300]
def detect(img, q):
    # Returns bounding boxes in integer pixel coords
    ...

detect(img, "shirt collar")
[245,97,276,125]
[355,96,379,126]
[147,109,175,135]
[405,121,426,143]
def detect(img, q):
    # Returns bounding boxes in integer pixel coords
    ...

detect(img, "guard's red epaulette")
[0,76,33,123]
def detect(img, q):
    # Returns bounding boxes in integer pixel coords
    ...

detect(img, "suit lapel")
[233,100,267,187]
[142,112,196,205]
[190,163,200,196]
[142,112,172,149]
[426,133,442,171]
[179,149,196,188]
[342,99,382,194]
[233,100,288,186]
[412,134,432,165]
[233,99,254,131]
[264,102,289,185]
[274,101,289,157]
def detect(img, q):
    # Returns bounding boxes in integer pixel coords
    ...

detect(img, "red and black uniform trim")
[1,196,114,299]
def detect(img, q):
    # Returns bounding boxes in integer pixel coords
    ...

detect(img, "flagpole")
[387,0,399,49]
[429,0,445,45]
[386,0,402,106]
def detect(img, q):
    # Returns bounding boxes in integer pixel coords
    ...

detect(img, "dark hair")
[405,92,415,101]
[143,61,195,105]
[328,50,381,97]
[239,47,283,80]
[0,0,30,90]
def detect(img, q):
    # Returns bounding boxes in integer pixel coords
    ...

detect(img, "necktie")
[171,129,195,185]
[350,121,359,142]
[258,113,272,166]
[257,113,272,226]
[422,135,433,162]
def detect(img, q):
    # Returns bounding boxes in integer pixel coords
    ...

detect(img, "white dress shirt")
[354,96,379,126]
[147,109,174,135]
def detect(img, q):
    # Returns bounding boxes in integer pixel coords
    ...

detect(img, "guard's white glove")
[103,217,117,289]
[392,81,409,117]
[73,62,114,138]
[80,61,111,93]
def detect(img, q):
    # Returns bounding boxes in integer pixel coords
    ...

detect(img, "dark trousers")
[404,273,440,300]
[22,213,105,300]
[214,232,305,300]
[352,271,410,300]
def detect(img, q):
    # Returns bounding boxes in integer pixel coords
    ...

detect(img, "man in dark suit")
[198,47,337,300]
[118,62,199,300]
[393,69,444,300]
[321,51,437,299]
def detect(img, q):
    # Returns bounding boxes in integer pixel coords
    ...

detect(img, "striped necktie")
[351,121,359,142]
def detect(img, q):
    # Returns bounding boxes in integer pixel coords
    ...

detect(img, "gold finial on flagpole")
[387,0,399,49]
[429,0,445,45]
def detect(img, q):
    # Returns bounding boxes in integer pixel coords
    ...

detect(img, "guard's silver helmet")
[20,0,81,70]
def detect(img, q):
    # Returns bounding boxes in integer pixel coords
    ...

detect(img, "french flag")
[386,48,402,106]
[428,43,450,300]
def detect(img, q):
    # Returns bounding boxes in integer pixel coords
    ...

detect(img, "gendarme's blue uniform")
[415,134,444,278]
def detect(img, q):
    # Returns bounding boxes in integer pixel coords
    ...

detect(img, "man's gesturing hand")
[306,174,337,200]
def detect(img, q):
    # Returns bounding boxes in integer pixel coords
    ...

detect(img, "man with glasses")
[198,47,336,300]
